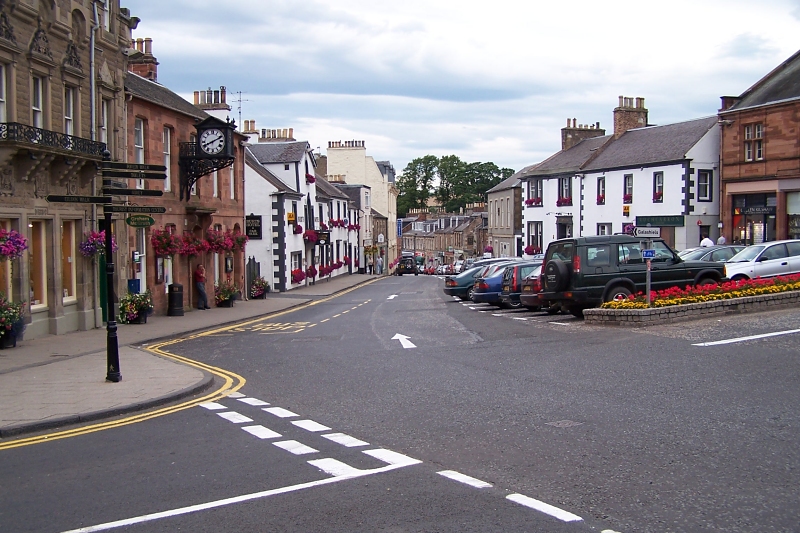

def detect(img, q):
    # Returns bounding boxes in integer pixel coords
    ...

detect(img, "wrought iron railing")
[0,122,106,157]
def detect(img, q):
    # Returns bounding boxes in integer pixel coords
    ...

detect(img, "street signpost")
[101,162,166,172]
[101,170,166,180]
[46,195,112,204]
[633,227,660,238]
[103,205,167,214]
[634,227,660,306]
[102,188,164,197]
[642,249,656,259]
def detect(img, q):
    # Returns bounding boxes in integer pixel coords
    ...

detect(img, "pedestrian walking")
[194,264,210,310]
[717,235,727,245]
[376,256,383,275]
[700,234,714,247]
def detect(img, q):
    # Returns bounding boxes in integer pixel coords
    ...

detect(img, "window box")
[623,193,633,204]
[556,197,572,207]
[525,197,542,207]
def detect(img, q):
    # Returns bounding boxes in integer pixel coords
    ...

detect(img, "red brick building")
[719,49,800,244]
[123,39,246,314]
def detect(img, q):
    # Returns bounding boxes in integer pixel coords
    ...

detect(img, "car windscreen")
[728,246,765,262]
[524,265,542,279]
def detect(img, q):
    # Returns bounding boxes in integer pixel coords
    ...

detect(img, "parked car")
[452,260,465,274]
[442,266,484,300]
[472,261,520,307]
[499,261,543,308]
[724,239,800,281]
[519,265,544,310]
[678,245,745,262]
[396,257,418,276]
[539,235,726,316]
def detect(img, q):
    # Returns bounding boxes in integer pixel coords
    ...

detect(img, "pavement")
[0,273,380,438]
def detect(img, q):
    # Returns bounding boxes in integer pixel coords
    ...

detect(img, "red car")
[518,266,544,311]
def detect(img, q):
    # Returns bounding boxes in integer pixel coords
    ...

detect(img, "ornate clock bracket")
[178,142,234,200]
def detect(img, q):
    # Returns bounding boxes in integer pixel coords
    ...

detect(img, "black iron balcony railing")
[0,122,106,158]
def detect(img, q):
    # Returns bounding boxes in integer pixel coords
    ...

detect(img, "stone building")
[0,1,136,339]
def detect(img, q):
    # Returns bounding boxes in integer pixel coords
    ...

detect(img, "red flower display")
[525,197,542,207]
[150,228,181,257]
[556,197,572,207]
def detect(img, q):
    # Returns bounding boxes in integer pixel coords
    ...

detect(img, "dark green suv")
[540,235,725,316]
[396,257,418,276]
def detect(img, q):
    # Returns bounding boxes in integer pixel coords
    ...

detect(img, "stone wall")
[583,291,800,326]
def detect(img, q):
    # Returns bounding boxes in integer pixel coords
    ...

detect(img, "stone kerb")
[583,290,800,326]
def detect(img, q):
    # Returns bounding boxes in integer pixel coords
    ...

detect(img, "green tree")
[397,155,437,217]
[435,155,466,212]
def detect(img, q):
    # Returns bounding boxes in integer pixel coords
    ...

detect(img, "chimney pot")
[144,38,152,55]
[572,118,576,128]
[252,120,256,132]
[220,86,226,103]
[193,91,200,105]
[289,128,293,139]
[596,121,600,129]
[261,128,266,138]
[618,95,624,107]
[206,88,212,103]
[566,118,570,127]
[136,38,144,52]
[213,90,220,104]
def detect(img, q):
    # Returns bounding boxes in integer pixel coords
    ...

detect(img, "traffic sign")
[633,227,660,238]
[101,162,167,172]
[46,195,112,204]
[103,205,167,214]
[101,170,166,180]
[126,215,156,228]
[102,188,164,197]
[642,249,656,260]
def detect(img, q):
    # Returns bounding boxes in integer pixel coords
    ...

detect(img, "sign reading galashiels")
[633,227,661,238]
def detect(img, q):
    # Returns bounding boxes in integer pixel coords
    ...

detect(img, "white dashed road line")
[263,407,299,418]
[292,419,331,432]
[506,493,583,522]
[437,470,492,488]
[216,411,253,424]
[199,402,226,410]
[321,433,369,447]
[237,397,270,406]
[363,448,422,467]
[240,425,282,439]
[273,440,318,455]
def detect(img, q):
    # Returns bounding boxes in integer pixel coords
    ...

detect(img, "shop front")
[732,194,777,245]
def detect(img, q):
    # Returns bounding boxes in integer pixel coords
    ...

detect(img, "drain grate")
[545,420,584,428]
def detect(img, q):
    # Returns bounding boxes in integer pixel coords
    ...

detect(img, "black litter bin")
[167,283,184,316]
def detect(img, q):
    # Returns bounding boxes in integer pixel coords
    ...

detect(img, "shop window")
[744,123,763,162]
[29,220,48,309]
[61,220,77,301]
[0,219,11,299]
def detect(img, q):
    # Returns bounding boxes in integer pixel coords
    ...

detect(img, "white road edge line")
[437,470,492,488]
[60,460,421,533]
[692,328,800,346]
[550,322,570,326]
[506,493,583,522]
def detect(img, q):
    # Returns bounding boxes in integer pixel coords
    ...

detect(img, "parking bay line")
[692,328,800,347]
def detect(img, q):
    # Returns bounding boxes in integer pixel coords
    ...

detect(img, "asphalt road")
[3,274,800,532]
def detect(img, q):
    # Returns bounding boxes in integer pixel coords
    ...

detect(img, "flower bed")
[214,278,239,305]
[601,274,800,309]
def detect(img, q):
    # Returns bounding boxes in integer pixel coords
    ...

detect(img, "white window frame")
[597,223,612,235]
[527,221,543,249]
[61,220,77,302]
[99,98,109,146]
[134,118,144,189]
[530,178,543,200]
[624,174,634,200]
[32,76,44,128]
[100,0,110,32]
[697,170,712,202]
[29,220,48,309]
[559,177,571,200]
[212,170,218,198]
[64,86,75,137]
[162,127,171,192]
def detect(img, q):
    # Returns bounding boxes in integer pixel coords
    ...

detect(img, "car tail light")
[572,254,581,274]
[446,279,456,287]
[511,268,518,291]
[532,277,541,292]
[477,281,489,290]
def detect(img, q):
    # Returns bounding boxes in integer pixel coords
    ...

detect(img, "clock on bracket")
[199,128,225,156]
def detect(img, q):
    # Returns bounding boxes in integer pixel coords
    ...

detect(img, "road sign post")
[642,244,657,307]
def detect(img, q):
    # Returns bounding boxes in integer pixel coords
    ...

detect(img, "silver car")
[724,239,800,281]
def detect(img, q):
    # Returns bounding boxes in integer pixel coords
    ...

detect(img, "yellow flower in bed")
[118,290,154,324]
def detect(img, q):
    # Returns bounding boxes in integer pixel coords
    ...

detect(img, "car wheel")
[696,277,717,287]
[506,300,522,309]
[606,286,632,302]
[569,306,584,318]
[467,287,475,301]
[731,274,749,283]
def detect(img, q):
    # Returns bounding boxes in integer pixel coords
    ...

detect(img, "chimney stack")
[128,37,159,81]
[613,95,648,138]
[561,118,606,150]
[194,85,232,112]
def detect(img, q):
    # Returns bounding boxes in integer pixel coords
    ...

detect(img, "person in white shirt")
[717,235,727,245]
[700,234,714,247]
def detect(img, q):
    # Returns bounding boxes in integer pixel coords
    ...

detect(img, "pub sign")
[246,215,262,240]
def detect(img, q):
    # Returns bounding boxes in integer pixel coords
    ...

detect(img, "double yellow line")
[0,278,381,451]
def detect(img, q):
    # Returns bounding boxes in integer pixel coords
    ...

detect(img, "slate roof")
[582,116,717,171]
[371,208,387,219]
[315,176,349,200]
[725,49,800,112]
[526,135,611,178]
[486,174,521,193]
[125,73,208,120]
[248,141,311,165]
[244,149,297,195]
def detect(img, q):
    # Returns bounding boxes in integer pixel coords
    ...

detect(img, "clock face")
[199,128,225,155]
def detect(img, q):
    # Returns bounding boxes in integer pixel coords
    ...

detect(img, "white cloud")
[132,0,800,173]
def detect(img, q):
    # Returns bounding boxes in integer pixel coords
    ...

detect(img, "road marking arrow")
[391,333,416,349]
[387,295,398,300]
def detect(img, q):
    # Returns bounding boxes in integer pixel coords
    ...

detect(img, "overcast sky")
[130,0,800,175]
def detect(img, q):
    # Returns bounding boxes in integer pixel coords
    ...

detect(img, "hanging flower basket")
[484,246,493,253]
[0,229,28,261]
[291,268,306,284]
[303,229,318,243]
[306,264,317,278]
[232,231,249,251]
[179,233,210,257]
[319,221,329,230]
[79,231,118,258]
[306,173,316,184]
[150,228,181,257]
[293,224,304,235]
[206,229,235,254]
[623,193,633,204]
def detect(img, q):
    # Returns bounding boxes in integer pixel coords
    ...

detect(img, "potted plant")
[250,276,270,299]
[623,193,633,204]
[653,191,663,202]
[214,278,239,307]
[0,292,25,349]
[118,290,154,324]
[0,228,28,261]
